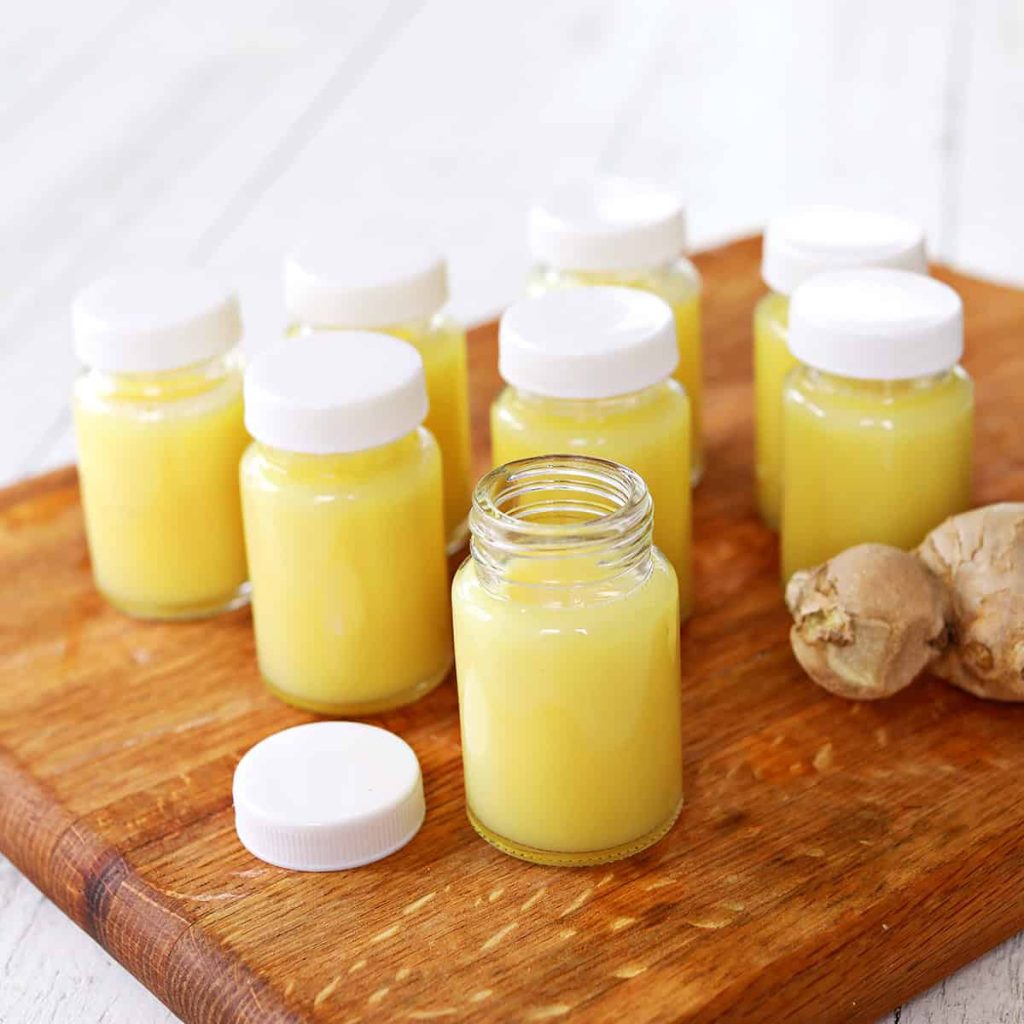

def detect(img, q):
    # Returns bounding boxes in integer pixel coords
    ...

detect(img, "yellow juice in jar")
[285,232,473,552]
[290,318,472,551]
[753,292,795,529]
[372,316,472,549]
[241,430,452,714]
[491,382,694,618]
[73,361,250,618]
[452,456,683,865]
[780,367,973,581]
[528,265,703,481]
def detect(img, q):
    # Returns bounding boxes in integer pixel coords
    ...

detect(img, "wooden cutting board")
[2,236,1024,1024]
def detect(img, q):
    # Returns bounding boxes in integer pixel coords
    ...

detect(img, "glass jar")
[71,270,249,619]
[452,455,683,866]
[780,269,973,582]
[755,206,928,528]
[492,286,693,618]
[285,228,472,553]
[528,177,703,482]
[240,332,452,715]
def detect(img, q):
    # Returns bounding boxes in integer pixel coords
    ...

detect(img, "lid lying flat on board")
[788,268,963,380]
[233,721,425,871]
[285,225,448,328]
[244,332,428,454]
[529,177,687,272]
[762,205,928,296]
[72,269,241,373]
[499,286,678,400]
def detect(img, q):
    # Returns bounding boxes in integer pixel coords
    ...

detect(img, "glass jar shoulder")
[527,258,701,305]
[291,310,464,349]
[494,381,688,434]
[754,291,790,337]
[73,351,243,420]
[784,365,974,423]
[241,428,439,501]
[453,544,677,617]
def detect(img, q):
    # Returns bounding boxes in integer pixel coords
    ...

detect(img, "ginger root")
[786,504,1024,702]
[917,503,1024,701]
[786,544,950,700]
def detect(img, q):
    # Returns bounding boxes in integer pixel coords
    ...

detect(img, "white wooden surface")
[1,1,1023,1021]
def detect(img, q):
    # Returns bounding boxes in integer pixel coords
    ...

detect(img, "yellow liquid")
[240,429,453,714]
[452,553,683,864]
[291,316,473,552]
[491,383,694,619]
[780,366,974,582]
[753,291,795,529]
[528,262,704,482]
[72,359,249,619]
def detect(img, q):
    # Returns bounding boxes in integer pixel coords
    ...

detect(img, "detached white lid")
[72,269,241,373]
[245,332,428,454]
[499,286,677,399]
[762,205,927,296]
[285,226,448,328]
[788,268,963,380]
[233,722,425,872]
[529,177,687,272]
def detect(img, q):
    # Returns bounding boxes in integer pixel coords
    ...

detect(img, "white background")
[1,0,1023,1020]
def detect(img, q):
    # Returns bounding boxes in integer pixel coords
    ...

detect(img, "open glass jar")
[452,455,684,866]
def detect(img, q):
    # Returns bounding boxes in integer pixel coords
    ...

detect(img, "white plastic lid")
[233,722,425,871]
[72,269,241,373]
[285,227,448,328]
[244,332,428,454]
[788,268,963,380]
[762,205,928,296]
[529,177,687,272]
[499,286,678,399]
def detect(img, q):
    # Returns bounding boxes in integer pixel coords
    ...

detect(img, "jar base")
[446,517,470,556]
[467,796,683,867]
[100,581,251,621]
[262,655,453,717]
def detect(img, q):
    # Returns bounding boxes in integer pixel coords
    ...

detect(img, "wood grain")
[2,236,1024,1024]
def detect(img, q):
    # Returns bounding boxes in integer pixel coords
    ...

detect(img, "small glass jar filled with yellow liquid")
[285,228,472,553]
[755,205,928,527]
[492,286,694,618]
[453,455,683,865]
[241,332,452,715]
[528,177,704,482]
[72,270,250,619]
[780,268,973,582]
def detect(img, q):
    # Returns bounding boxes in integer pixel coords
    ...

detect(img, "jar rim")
[470,455,652,565]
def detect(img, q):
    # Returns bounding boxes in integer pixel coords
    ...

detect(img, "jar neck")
[253,430,421,480]
[506,382,665,414]
[535,260,678,287]
[85,349,240,402]
[289,308,445,337]
[470,455,654,602]
[799,365,955,396]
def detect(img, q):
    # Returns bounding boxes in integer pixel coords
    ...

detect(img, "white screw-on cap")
[529,177,687,272]
[245,332,428,454]
[499,286,677,399]
[762,205,927,296]
[788,268,963,380]
[285,227,448,328]
[72,269,241,373]
[233,722,425,871]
